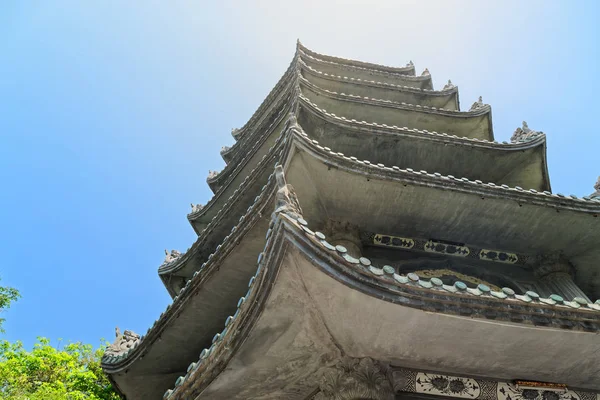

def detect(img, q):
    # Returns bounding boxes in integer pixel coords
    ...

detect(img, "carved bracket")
[274,165,303,219]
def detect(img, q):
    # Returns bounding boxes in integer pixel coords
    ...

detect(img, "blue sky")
[1,1,598,349]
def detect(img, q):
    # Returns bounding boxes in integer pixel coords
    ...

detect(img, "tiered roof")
[102,42,600,400]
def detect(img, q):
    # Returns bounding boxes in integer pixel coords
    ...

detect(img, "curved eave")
[231,49,299,142]
[102,188,276,399]
[163,134,287,296]
[166,215,600,399]
[282,128,600,296]
[220,62,458,179]
[298,40,416,76]
[192,108,290,235]
[298,96,551,191]
[300,59,459,110]
[300,76,494,141]
[205,89,292,194]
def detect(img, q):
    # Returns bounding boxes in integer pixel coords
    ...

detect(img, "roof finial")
[231,128,240,138]
[220,145,231,155]
[511,121,543,143]
[163,249,182,264]
[592,176,600,197]
[421,68,430,76]
[190,203,204,213]
[469,96,484,111]
[407,60,414,67]
[208,170,219,180]
[443,79,455,90]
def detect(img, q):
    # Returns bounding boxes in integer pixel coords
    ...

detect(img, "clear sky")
[1,1,598,349]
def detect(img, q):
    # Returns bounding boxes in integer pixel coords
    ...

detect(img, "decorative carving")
[412,269,501,291]
[392,368,593,400]
[479,249,518,264]
[274,165,302,219]
[207,170,220,180]
[511,121,543,143]
[105,327,140,357]
[591,176,600,198]
[416,372,480,398]
[421,68,430,76]
[425,240,470,256]
[469,96,484,111]
[163,249,182,264]
[315,356,394,400]
[407,60,414,67]
[497,383,580,400]
[443,79,455,90]
[231,128,240,138]
[220,145,231,155]
[190,203,204,213]
[287,112,300,130]
[373,234,414,249]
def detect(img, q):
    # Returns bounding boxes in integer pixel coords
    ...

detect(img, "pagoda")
[101,41,600,400]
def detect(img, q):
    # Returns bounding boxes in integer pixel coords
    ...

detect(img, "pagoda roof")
[297,40,416,76]
[153,122,598,357]
[297,95,549,191]
[223,50,452,166]
[229,42,434,143]
[104,182,600,399]
[112,159,600,398]
[162,213,600,399]
[298,59,459,110]
[182,117,554,296]
[298,46,433,89]
[299,76,492,140]
[212,78,491,196]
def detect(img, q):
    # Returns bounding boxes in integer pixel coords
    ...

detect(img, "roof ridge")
[300,75,490,116]
[297,40,415,76]
[290,124,598,207]
[298,94,543,148]
[299,58,455,94]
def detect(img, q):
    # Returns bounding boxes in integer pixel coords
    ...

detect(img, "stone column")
[324,220,362,259]
[532,253,591,302]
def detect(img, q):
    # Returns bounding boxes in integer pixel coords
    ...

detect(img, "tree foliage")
[0,280,119,399]
[0,338,120,400]
[0,279,20,333]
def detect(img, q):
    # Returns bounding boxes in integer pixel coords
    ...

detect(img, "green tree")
[0,280,119,399]
[0,279,20,333]
[0,338,119,400]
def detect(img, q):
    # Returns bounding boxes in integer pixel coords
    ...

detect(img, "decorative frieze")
[425,240,470,256]
[364,232,529,267]
[393,368,595,400]
[373,233,414,249]
[479,249,518,264]
[415,372,481,398]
